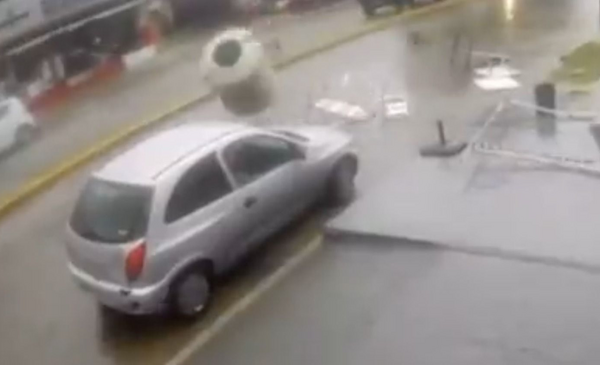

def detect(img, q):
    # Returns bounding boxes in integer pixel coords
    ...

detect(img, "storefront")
[0,0,157,112]
[0,0,236,113]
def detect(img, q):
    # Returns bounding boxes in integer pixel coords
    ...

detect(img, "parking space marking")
[165,235,323,365]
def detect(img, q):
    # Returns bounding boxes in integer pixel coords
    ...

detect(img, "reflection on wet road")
[1,0,600,364]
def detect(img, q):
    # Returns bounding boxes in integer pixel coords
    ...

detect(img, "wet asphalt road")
[2,0,600,364]
[192,237,600,365]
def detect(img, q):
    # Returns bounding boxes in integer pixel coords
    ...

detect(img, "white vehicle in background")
[0,97,36,153]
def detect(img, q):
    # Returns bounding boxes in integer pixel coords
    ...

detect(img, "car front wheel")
[326,155,358,206]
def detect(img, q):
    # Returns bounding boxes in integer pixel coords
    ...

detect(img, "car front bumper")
[68,263,169,315]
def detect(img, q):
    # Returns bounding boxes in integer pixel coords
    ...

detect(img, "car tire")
[326,155,358,206]
[168,264,212,319]
[14,124,35,147]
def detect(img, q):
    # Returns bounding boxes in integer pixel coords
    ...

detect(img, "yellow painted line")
[165,235,323,365]
[276,0,475,70]
[0,92,210,221]
[0,0,474,221]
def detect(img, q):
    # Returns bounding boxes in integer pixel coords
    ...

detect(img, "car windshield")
[70,178,152,244]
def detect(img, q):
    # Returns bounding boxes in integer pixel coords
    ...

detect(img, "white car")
[0,97,36,153]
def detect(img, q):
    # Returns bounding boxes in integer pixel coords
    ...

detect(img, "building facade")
[0,0,231,113]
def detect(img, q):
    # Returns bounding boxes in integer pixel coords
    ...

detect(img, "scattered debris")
[468,100,600,178]
[314,98,370,122]
[474,76,520,90]
[509,99,597,121]
[472,52,521,91]
[474,57,520,78]
[420,120,467,158]
[475,142,600,176]
[382,94,408,119]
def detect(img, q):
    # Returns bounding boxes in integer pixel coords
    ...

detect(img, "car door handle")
[244,196,257,208]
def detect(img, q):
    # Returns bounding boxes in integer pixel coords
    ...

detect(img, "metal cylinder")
[200,28,275,116]
[534,83,557,137]
[437,120,447,146]
[535,83,556,117]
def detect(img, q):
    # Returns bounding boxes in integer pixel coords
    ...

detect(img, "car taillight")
[125,240,146,282]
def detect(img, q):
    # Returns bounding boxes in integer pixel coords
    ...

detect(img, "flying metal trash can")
[200,28,276,116]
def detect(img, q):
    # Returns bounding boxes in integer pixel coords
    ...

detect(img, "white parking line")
[165,235,323,365]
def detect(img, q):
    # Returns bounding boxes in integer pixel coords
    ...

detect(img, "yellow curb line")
[0,0,473,221]
[276,0,474,69]
[0,92,208,220]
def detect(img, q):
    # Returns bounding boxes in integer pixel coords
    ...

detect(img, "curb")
[324,227,600,275]
[0,0,474,221]
[0,92,209,221]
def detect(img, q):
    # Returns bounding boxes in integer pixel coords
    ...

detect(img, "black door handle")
[244,196,257,208]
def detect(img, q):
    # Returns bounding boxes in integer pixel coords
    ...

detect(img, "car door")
[154,152,248,274]
[221,134,308,252]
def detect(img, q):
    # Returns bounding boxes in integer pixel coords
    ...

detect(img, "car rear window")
[70,179,152,244]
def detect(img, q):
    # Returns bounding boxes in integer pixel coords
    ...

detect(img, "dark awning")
[2,0,143,55]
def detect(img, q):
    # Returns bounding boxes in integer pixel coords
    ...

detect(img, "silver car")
[66,122,357,317]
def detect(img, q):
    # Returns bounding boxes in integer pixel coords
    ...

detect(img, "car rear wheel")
[169,265,212,319]
[326,155,358,206]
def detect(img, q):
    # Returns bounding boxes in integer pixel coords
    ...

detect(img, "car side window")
[223,135,302,187]
[165,153,232,224]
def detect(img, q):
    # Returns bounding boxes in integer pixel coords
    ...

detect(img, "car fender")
[165,253,215,289]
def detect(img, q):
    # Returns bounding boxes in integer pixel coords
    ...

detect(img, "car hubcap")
[177,274,209,315]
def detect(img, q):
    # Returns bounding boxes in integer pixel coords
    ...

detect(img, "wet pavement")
[190,237,600,365]
[326,1,600,270]
[2,0,600,364]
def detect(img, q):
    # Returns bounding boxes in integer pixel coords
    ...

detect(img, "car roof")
[95,122,248,185]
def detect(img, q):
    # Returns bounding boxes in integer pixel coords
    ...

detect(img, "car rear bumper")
[68,262,169,315]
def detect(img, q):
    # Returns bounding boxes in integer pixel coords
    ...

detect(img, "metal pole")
[437,120,447,145]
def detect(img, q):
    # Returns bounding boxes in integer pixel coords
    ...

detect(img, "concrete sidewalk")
[0,1,365,200]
